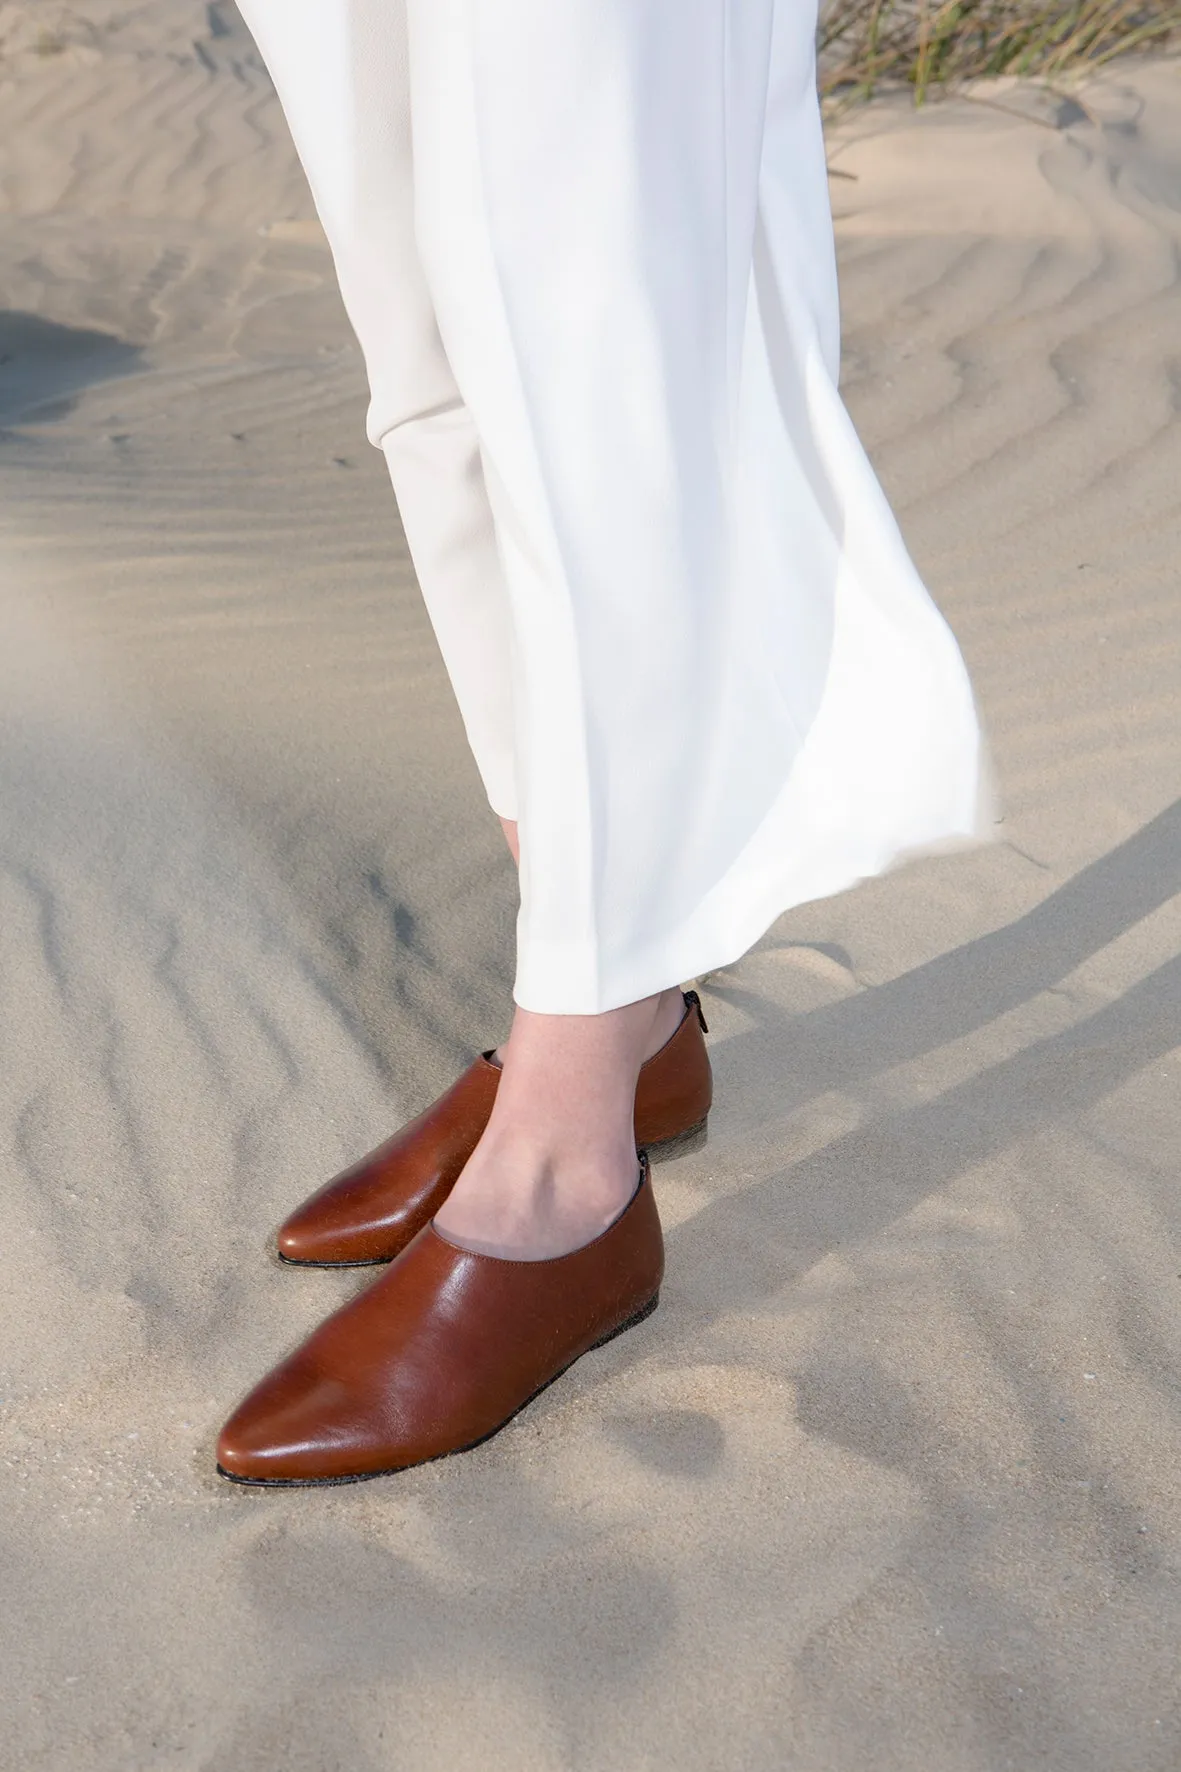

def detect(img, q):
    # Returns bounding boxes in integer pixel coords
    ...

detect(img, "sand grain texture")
[2,9,1180,1768]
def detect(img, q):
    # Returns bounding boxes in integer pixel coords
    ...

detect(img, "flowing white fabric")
[238,0,986,1013]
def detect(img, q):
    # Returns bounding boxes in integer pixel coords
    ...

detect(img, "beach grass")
[819,0,1181,102]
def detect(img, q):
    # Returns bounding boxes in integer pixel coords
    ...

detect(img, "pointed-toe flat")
[219,1157,664,1485]
[276,990,709,1267]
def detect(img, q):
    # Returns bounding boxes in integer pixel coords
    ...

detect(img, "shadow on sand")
[0,311,143,427]
[674,794,1181,1309]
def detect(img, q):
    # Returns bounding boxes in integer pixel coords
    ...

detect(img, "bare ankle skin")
[445,813,687,1258]
[434,990,670,1260]
[499,815,520,865]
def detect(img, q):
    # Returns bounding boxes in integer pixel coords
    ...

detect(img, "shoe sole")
[647,1116,708,1163]
[215,1290,660,1488]
[275,1117,707,1271]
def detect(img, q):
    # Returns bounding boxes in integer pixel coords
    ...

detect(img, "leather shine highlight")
[218,1158,664,1484]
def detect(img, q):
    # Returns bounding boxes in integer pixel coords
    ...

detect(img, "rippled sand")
[2,7,1180,1767]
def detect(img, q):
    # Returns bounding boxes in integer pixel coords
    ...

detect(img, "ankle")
[438,986,682,1259]
[644,986,686,1060]
[464,1121,638,1198]
[435,1135,640,1259]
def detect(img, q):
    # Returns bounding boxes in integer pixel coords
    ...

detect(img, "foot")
[433,1135,642,1261]
[435,989,677,1260]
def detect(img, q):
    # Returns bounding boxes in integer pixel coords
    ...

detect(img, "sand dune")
[2,7,1180,1768]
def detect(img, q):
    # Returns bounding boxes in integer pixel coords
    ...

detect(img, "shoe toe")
[216,1361,377,1485]
[275,1201,344,1265]
[275,1195,385,1267]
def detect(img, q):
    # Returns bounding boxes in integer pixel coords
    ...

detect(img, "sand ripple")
[2,11,1180,1769]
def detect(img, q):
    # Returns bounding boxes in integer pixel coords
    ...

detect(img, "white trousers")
[238,0,984,1014]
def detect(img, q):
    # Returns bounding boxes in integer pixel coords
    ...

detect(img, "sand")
[2,6,1180,1767]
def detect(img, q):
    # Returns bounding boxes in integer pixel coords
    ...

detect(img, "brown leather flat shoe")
[276,989,710,1268]
[218,1156,663,1485]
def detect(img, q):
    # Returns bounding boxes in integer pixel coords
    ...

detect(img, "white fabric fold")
[238,0,986,1011]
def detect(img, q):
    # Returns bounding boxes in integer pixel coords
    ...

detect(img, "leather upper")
[219,1159,664,1483]
[277,990,710,1266]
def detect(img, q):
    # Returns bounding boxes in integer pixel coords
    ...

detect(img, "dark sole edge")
[276,1250,389,1270]
[646,1116,708,1163]
[215,1289,661,1489]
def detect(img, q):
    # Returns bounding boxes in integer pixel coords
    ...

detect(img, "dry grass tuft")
[818,0,1181,103]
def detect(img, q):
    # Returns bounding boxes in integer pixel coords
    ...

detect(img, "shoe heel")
[646,1117,708,1163]
[591,1290,660,1352]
